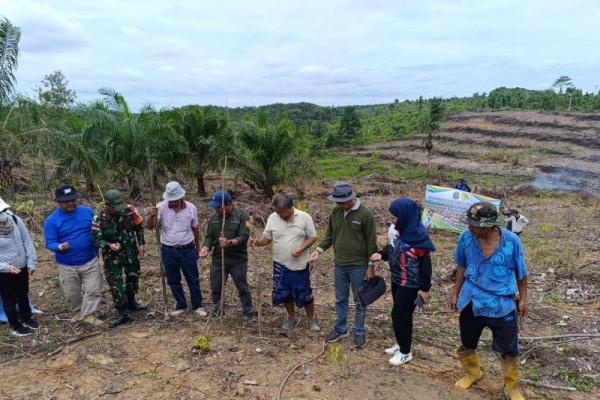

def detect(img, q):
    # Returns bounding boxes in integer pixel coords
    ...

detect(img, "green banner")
[422,185,501,233]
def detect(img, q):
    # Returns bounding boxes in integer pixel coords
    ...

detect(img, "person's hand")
[417,290,430,304]
[199,246,209,258]
[248,237,256,247]
[517,298,528,318]
[309,250,321,263]
[366,265,375,280]
[218,236,229,248]
[291,248,303,257]
[450,293,458,312]
[109,243,121,252]
[148,207,158,217]
[58,242,70,251]
[407,248,418,259]
[370,253,382,262]
[138,245,145,258]
[7,265,20,274]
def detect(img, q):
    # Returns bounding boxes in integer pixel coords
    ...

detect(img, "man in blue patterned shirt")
[450,202,528,400]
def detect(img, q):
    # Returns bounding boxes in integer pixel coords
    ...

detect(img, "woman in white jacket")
[0,198,39,336]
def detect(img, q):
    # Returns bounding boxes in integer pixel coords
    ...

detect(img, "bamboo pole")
[249,213,263,337]
[145,147,168,316]
[218,156,228,322]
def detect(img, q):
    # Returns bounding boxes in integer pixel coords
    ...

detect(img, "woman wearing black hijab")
[371,198,436,365]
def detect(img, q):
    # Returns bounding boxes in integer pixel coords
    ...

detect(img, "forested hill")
[207,85,600,124]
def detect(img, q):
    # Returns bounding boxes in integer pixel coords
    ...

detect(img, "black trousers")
[459,302,519,356]
[210,262,255,315]
[391,283,419,354]
[0,267,31,329]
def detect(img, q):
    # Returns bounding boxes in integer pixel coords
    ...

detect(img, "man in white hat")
[148,181,207,317]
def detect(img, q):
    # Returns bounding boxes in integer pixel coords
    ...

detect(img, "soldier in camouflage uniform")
[199,191,257,321]
[92,190,147,328]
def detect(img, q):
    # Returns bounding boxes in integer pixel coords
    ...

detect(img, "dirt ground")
[1,111,599,400]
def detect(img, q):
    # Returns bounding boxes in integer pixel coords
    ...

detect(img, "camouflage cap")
[104,189,128,212]
[461,202,505,228]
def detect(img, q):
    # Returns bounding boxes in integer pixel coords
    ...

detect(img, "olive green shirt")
[316,202,378,267]
[203,208,249,266]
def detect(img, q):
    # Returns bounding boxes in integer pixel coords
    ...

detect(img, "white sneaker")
[385,344,400,355]
[194,307,208,317]
[389,351,413,366]
[169,309,186,316]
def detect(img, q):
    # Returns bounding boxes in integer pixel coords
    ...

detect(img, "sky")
[2,0,600,110]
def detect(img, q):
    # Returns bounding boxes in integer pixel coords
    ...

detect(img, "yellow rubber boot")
[501,356,525,400]
[455,348,483,389]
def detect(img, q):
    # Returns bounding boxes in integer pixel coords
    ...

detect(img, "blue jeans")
[334,264,367,336]
[161,246,202,310]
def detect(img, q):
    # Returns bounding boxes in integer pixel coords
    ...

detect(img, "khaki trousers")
[57,257,103,319]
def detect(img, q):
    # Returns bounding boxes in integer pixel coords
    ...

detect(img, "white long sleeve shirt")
[0,211,37,272]
[507,214,529,234]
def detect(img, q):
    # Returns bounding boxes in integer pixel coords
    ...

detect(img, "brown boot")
[501,356,525,400]
[455,348,483,389]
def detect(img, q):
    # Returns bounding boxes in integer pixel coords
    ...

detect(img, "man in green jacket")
[310,182,378,348]
[199,191,257,321]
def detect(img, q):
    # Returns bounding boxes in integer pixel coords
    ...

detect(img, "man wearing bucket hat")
[44,184,103,326]
[147,181,207,317]
[93,190,146,328]
[450,202,528,400]
[309,182,378,348]
[199,191,257,321]
[0,197,39,336]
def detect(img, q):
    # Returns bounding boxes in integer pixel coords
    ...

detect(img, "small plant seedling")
[328,344,348,365]
[194,335,210,354]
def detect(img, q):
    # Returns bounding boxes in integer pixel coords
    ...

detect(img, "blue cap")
[208,191,231,208]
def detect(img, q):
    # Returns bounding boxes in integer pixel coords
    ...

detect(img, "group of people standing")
[0,179,528,399]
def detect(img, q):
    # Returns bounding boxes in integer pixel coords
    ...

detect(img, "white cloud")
[2,0,599,109]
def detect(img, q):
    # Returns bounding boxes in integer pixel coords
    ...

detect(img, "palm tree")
[235,119,298,197]
[1,97,102,191]
[0,18,21,104]
[95,88,187,198]
[173,105,231,195]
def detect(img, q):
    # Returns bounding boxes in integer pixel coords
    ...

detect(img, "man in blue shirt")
[450,202,528,400]
[454,177,471,192]
[44,184,103,326]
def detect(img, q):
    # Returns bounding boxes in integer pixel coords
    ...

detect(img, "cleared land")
[0,111,598,399]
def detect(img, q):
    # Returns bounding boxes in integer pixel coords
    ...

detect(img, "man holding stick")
[199,191,257,321]
[147,181,207,317]
[250,193,320,332]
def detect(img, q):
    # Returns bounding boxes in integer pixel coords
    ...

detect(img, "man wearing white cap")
[148,181,207,317]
